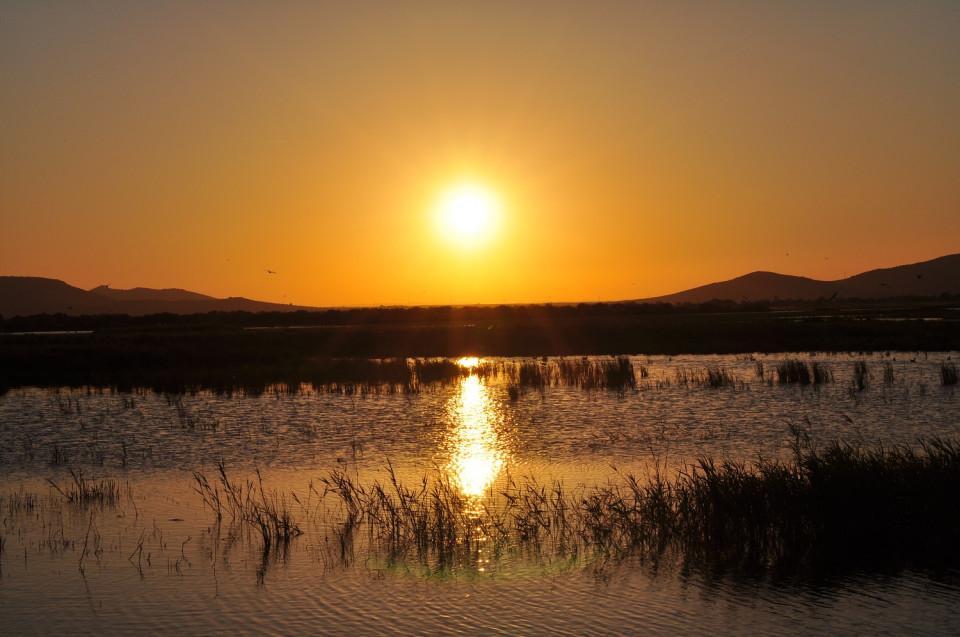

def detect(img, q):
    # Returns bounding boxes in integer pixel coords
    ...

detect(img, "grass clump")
[775,359,811,385]
[46,468,124,507]
[852,360,869,391]
[940,362,958,386]
[883,361,896,384]
[703,365,736,388]
[194,462,301,552]
[810,361,832,384]
[500,357,636,394]
[556,356,636,392]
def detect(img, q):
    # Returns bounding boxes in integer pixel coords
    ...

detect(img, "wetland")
[2,352,960,634]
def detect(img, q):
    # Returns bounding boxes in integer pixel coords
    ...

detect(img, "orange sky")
[2,2,958,307]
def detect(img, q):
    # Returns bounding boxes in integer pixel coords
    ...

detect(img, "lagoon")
[2,353,959,635]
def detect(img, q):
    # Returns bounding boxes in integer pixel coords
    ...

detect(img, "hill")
[3,253,959,318]
[0,277,313,318]
[638,254,960,304]
[89,285,214,302]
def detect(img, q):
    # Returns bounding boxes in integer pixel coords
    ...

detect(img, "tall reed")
[194,462,301,552]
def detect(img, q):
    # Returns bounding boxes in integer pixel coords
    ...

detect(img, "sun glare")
[436,184,500,248]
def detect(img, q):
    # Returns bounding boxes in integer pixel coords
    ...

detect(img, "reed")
[940,361,958,386]
[810,361,833,384]
[852,360,869,391]
[194,462,302,551]
[775,359,811,384]
[46,468,124,507]
[499,357,636,393]
[883,361,896,384]
[315,434,960,573]
[704,365,736,388]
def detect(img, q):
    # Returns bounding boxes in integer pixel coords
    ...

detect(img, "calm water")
[2,353,959,635]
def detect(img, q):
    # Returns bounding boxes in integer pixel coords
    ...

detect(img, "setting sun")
[436,184,501,248]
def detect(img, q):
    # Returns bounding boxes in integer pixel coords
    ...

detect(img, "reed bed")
[494,356,637,394]
[674,365,740,388]
[775,358,833,385]
[313,434,960,573]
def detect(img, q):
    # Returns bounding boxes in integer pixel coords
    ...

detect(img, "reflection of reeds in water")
[313,433,960,573]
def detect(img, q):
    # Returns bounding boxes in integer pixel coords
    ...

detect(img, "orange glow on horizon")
[2,4,958,308]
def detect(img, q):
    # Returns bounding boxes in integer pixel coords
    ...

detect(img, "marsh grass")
[3,485,39,516]
[194,462,302,554]
[810,361,833,384]
[46,468,124,507]
[495,357,637,394]
[940,362,958,386]
[674,365,740,389]
[776,359,811,384]
[775,359,833,385]
[883,361,896,384]
[313,433,960,574]
[852,360,870,391]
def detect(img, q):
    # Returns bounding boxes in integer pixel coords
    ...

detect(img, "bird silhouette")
[266,269,277,275]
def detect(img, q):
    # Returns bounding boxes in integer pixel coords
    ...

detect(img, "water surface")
[2,353,959,634]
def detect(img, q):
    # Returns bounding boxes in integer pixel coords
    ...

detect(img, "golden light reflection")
[456,356,481,369]
[442,373,509,499]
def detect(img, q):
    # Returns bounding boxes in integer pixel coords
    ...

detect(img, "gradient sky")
[2,1,958,307]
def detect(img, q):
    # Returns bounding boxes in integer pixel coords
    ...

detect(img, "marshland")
[2,352,960,634]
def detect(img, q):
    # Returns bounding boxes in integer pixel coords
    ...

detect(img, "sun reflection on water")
[442,369,509,500]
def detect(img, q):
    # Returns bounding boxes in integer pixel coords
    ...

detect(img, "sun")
[435,184,500,248]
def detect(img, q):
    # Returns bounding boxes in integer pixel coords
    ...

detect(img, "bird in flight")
[266,269,277,275]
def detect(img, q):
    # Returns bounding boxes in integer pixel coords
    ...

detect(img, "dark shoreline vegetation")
[2,297,958,394]
[185,430,960,576]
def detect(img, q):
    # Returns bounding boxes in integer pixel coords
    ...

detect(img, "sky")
[2,1,958,307]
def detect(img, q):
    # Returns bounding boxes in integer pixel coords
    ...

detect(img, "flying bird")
[266,269,277,274]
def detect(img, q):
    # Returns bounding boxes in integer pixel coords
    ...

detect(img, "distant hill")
[0,277,314,318]
[3,253,959,318]
[638,254,960,304]
[90,285,214,302]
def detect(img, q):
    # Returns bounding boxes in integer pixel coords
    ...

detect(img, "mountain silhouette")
[638,254,960,304]
[89,285,215,302]
[0,278,311,317]
[2,253,958,318]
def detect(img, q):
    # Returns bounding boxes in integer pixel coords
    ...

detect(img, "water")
[2,353,959,635]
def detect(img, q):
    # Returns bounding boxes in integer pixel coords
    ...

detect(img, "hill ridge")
[2,253,959,317]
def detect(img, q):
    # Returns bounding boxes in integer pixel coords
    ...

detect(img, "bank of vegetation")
[1,298,957,394]
[308,431,960,574]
